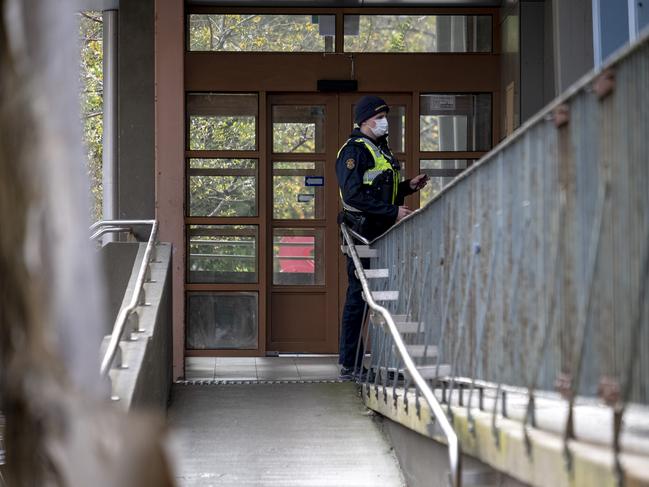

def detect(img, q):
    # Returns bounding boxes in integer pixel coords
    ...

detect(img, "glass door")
[267,94,340,353]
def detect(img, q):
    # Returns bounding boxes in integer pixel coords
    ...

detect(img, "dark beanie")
[354,95,389,126]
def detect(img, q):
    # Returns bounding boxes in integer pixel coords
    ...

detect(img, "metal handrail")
[90,226,134,241]
[92,220,158,377]
[340,223,461,487]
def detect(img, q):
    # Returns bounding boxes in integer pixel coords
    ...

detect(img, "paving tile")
[296,365,340,380]
[255,357,296,366]
[216,357,256,366]
[256,364,300,380]
[214,364,258,380]
[184,358,216,380]
[294,356,337,367]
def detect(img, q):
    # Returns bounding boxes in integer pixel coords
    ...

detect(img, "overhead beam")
[187,0,501,6]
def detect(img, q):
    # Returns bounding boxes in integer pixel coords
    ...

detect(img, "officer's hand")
[409,173,429,191]
[397,206,413,222]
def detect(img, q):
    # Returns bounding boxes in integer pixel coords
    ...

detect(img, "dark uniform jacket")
[336,129,415,240]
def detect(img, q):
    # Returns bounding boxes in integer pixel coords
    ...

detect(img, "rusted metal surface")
[593,68,616,99]
[365,31,649,466]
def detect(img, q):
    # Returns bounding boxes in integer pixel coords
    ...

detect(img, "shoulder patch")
[345,158,356,170]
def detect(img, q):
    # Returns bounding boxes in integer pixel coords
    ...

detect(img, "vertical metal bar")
[102,10,118,242]
[447,239,479,414]
[352,302,369,378]
[592,0,603,69]
[562,173,610,467]
[628,0,639,42]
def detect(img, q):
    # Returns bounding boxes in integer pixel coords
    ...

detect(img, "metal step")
[404,364,451,380]
[358,268,389,279]
[391,314,409,322]
[340,245,378,258]
[405,344,438,358]
[395,321,424,334]
[370,312,409,324]
[375,364,452,382]
[371,290,399,302]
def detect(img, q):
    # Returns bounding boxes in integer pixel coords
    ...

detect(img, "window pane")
[419,159,471,205]
[187,93,257,150]
[188,159,257,217]
[188,225,257,284]
[344,15,491,53]
[273,105,325,153]
[387,106,407,153]
[273,161,325,220]
[273,228,324,285]
[187,292,258,349]
[420,94,491,151]
[188,14,335,52]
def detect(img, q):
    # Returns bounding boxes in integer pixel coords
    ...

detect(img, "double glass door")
[268,94,412,353]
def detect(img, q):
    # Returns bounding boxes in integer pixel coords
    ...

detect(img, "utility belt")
[337,210,369,240]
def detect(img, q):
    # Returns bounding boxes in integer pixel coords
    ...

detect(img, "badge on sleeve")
[346,158,355,170]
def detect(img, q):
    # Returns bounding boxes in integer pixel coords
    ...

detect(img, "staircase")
[338,28,649,487]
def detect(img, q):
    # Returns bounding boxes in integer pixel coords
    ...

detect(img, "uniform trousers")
[339,255,370,368]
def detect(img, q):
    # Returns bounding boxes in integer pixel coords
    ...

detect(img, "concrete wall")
[109,243,173,411]
[381,417,528,487]
[130,244,173,410]
[118,0,155,222]
[100,242,139,334]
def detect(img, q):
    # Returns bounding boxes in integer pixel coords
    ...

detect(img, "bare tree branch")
[83,111,103,120]
[79,11,103,24]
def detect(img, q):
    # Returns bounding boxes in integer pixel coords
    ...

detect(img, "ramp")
[168,382,405,487]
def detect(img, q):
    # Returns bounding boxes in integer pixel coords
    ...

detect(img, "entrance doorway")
[181,7,499,363]
[267,93,412,353]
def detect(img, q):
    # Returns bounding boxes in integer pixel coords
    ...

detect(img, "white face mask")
[370,117,389,137]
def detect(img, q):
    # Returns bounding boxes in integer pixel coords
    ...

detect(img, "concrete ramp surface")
[168,382,405,487]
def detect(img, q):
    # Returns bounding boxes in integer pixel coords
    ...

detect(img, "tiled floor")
[185,355,342,381]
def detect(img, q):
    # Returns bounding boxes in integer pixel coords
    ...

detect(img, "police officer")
[336,95,428,378]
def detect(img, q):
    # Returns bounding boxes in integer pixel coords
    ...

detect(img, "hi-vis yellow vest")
[338,137,399,212]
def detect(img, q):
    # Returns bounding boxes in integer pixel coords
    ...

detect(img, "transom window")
[344,15,491,53]
[188,14,335,52]
[187,13,493,53]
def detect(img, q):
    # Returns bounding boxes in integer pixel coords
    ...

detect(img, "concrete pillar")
[155,0,185,380]
[520,0,554,121]
[552,0,594,93]
[118,0,155,221]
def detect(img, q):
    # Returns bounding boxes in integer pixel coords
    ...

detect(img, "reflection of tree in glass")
[346,16,438,53]
[189,226,256,276]
[420,116,441,151]
[271,122,320,220]
[419,177,444,206]
[189,159,256,217]
[273,161,319,220]
[272,123,316,153]
[189,116,256,150]
[189,14,331,52]
[78,12,103,222]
